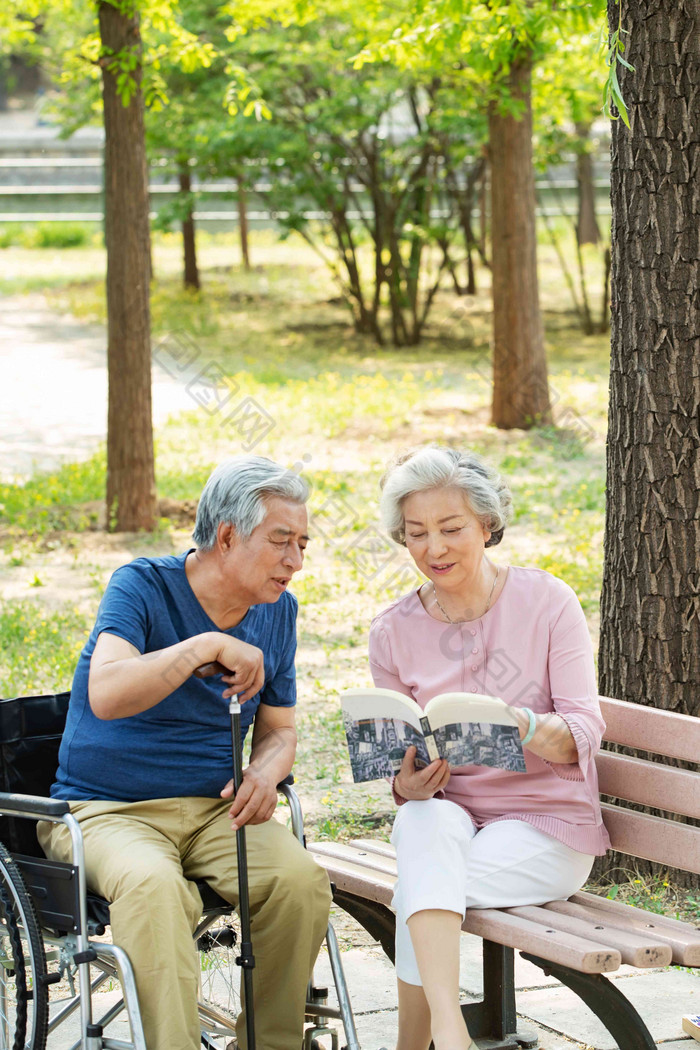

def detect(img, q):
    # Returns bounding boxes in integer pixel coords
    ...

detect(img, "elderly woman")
[369,446,610,1050]
[39,456,331,1050]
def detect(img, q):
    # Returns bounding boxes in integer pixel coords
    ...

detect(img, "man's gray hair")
[193,456,309,550]
[380,445,513,548]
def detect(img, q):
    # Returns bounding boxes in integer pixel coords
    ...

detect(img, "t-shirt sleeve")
[258,595,298,708]
[93,565,154,653]
[368,617,413,697]
[545,584,605,782]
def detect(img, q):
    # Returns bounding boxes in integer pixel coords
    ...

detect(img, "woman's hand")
[394,746,451,800]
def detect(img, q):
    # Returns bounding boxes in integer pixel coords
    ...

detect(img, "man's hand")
[394,746,451,801]
[221,704,297,829]
[221,766,278,830]
[210,636,265,703]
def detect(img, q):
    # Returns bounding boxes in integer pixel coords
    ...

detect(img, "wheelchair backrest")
[0,691,70,856]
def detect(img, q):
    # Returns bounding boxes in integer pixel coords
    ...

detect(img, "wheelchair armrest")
[0,791,70,819]
[277,774,294,788]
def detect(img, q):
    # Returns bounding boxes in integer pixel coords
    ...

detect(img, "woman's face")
[403,486,491,591]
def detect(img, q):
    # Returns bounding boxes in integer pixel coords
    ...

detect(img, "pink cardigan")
[369,566,611,856]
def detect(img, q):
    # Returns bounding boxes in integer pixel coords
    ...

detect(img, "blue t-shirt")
[52,550,298,802]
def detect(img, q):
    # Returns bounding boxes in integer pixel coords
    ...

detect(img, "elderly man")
[39,456,332,1050]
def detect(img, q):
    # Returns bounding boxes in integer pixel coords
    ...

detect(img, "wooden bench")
[310,696,700,1050]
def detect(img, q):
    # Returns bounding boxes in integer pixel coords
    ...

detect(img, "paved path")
[48,926,696,1050]
[0,293,194,482]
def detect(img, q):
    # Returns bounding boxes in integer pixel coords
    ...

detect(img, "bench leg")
[331,889,397,963]
[461,941,537,1050]
[521,953,657,1050]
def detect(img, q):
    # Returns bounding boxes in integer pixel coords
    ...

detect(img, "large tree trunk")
[99,2,156,532]
[489,59,551,429]
[598,0,700,887]
[179,166,200,291]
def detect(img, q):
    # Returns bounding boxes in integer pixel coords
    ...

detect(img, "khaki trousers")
[38,797,332,1050]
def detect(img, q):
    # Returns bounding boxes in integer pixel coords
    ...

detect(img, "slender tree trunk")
[575,123,600,246]
[479,157,488,257]
[598,0,700,887]
[99,1,156,532]
[179,166,200,291]
[489,59,551,429]
[237,172,250,270]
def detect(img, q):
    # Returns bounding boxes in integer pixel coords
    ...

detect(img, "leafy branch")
[602,0,633,128]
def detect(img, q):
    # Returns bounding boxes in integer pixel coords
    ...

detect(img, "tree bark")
[179,166,200,291]
[575,123,601,246]
[598,0,700,887]
[99,1,156,532]
[489,59,551,429]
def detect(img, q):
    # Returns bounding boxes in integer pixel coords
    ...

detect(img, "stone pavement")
[312,929,698,1050]
[47,920,698,1049]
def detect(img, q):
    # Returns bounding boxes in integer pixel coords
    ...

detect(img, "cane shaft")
[230,701,256,1050]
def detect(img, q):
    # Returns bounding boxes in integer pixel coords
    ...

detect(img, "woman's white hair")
[380,445,513,547]
[193,456,309,550]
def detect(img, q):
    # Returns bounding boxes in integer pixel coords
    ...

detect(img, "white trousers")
[391,798,595,985]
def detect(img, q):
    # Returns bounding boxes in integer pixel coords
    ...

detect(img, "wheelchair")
[0,691,360,1050]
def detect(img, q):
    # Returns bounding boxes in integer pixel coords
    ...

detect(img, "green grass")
[0,600,87,695]
[0,454,106,538]
[0,221,100,250]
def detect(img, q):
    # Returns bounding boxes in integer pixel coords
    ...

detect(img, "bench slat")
[600,696,700,763]
[601,803,700,875]
[348,841,700,963]
[545,898,700,967]
[311,841,397,877]
[350,839,396,860]
[462,908,621,974]
[311,843,622,974]
[505,904,671,967]
[596,751,700,819]
[310,849,396,908]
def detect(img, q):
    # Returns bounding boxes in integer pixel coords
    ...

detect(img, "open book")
[342,687,526,784]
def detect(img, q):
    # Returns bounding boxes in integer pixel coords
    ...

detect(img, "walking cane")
[229,693,256,1050]
[193,663,256,1050]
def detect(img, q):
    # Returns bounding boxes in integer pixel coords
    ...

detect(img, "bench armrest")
[0,791,70,819]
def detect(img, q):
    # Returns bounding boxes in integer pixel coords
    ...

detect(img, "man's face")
[227,497,309,605]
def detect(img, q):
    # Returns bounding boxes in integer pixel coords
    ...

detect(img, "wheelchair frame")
[1,751,360,1050]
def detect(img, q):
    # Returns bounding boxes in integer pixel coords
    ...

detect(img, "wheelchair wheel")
[0,843,49,1050]
[197,919,241,1049]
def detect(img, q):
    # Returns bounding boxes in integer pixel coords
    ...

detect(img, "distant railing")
[0,163,611,225]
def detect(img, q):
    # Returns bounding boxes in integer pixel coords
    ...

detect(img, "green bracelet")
[521,707,537,746]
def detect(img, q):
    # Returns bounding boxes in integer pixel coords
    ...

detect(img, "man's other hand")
[221,766,278,829]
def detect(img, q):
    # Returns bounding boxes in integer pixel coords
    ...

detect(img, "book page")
[431,722,526,772]
[425,692,518,727]
[425,693,525,772]
[341,689,430,783]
